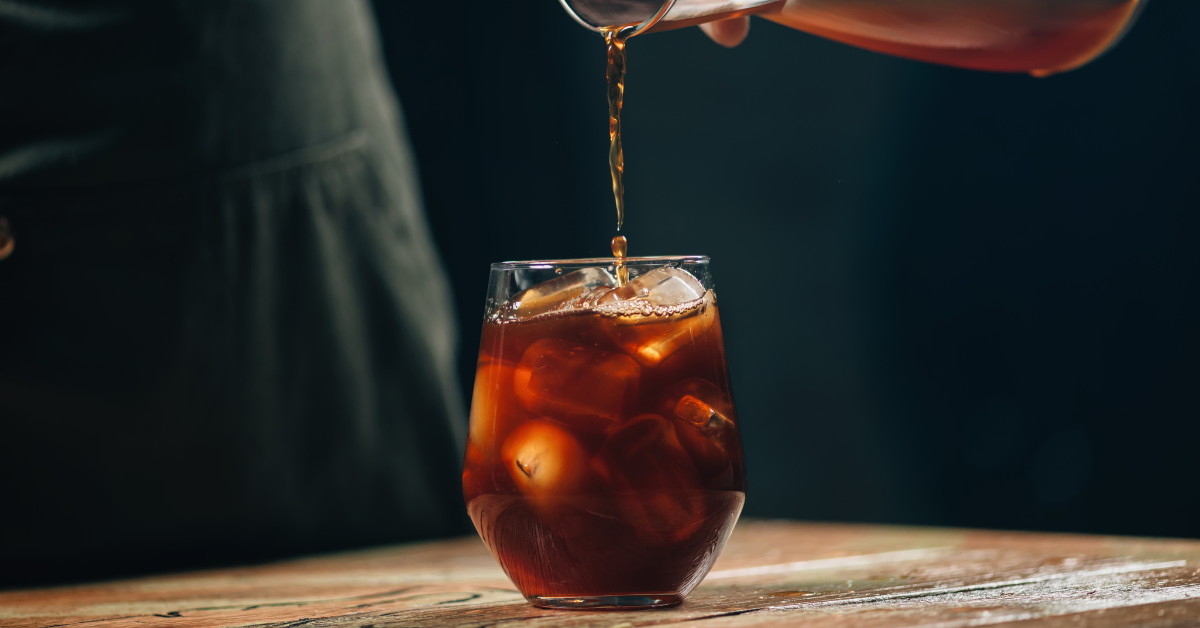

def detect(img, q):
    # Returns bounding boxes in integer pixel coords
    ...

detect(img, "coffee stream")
[611,234,628,287]
[604,25,636,286]
[604,25,632,231]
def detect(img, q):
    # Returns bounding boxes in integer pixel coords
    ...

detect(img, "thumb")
[700,16,751,47]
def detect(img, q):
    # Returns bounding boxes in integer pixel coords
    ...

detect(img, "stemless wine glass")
[462,256,746,609]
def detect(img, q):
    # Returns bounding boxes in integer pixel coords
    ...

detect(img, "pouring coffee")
[561,0,1147,76]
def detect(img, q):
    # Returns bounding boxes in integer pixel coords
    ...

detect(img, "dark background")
[375,1,1200,539]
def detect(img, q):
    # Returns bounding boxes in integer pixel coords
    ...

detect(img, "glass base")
[529,594,684,609]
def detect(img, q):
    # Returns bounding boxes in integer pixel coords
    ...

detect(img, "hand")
[700,16,750,47]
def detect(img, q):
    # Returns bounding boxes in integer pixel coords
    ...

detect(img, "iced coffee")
[463,258,746,609]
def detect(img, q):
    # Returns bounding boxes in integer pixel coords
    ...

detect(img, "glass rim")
[491,255,708,270]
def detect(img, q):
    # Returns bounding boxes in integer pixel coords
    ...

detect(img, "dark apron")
[0,0,468,586]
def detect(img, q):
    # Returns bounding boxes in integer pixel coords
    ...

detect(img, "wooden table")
[4,520,1199,628]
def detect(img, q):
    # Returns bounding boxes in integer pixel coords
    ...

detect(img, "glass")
[462,256,746,609]
[559,0,784,35]
[560,0,1148,76]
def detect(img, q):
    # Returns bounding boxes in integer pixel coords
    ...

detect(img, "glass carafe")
[560,0,1149,76]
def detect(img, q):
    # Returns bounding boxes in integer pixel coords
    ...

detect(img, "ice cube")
[601,291,718,367]
[468,360,530,458]
[591,414,706,542]
[513,339,640,433]
[599,267,705,307]
[665,378,735,434]
[501,420,588,499]
[660,378,738,481]
[506,267,616,319]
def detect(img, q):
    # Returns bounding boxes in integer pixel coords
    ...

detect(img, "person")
[0,0,746,587]
[0,0,473,586]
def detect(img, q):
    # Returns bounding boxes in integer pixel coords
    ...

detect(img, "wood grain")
[2,520,1198,627]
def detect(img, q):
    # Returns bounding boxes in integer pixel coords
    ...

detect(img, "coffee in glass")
[463,257,745,609]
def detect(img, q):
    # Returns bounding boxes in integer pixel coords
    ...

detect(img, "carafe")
[559,0,1148,75]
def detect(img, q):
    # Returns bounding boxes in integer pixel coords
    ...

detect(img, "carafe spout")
[559,0,785,37]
